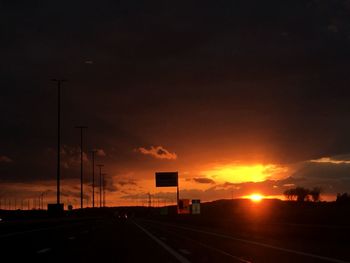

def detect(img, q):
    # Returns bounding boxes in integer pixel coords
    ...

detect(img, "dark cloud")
[61,190,89,200]
[193,177,216,184]
[104,178,119,193]
[1,0,350,199]
[117,179,137,187]
[61,145,88,170]
[0,156,13,163]
[137,146,177,160]
[293,162,350,180]
[96,149,106,157]
[157,148,167,156]
[288,160,350,193]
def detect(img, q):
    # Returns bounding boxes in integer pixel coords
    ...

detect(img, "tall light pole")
[40,192,44,210]
[90,150,97,208]
[51,79,66,205]
[96,164,104,208]
[76,126,88,209]
[102,173,107,207]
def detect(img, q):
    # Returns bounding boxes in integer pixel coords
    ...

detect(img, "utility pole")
[148,192,151,208]
[102,173,107,207]
[90,150,97,208]
[96,164,104,208]
[76,126,88,209]
[39,193,44,210]
[51,79,66,205]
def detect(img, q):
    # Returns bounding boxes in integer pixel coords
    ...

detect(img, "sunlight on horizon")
[248,193,263,202]
[201,164,287,183]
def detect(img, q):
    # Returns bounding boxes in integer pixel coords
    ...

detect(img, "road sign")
[192,199,200,214]
[178,199,190,214]
[155,172,178,187]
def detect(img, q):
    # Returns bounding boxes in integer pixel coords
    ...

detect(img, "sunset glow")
[2,1,348,209]
[249,194,263,202]
[202,164,287,183]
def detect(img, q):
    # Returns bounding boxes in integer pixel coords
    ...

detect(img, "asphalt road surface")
[0,216,349,263]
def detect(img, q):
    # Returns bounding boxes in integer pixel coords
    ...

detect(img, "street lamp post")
[96,164,104,208]
[102,173,107,207]
[90,150,97,208]
[51,79,66,205]
[76,126,88,209]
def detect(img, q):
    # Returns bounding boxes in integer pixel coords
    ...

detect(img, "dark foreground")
[1,200,350,263]
[0,212,349,263]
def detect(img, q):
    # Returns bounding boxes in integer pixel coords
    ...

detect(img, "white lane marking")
[146,220,350,263]
[154,222,250,263]
[133,221,191,263]
[179,249,191,255]
[68,236,76,240]
[186,236,251,263]
[37,248,52,254]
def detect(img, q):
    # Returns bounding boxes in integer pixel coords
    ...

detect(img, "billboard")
[155,172,178,187]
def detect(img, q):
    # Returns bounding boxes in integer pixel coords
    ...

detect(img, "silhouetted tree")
[284,186,322,202]
[336,193,350,204]
[309,187,321,202]
[294,187,310,202]
[283,188,297,200]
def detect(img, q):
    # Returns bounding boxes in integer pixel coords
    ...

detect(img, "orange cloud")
[310,157,350,164]
[137,146,177,160]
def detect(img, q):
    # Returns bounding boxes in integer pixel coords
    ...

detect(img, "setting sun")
[249,194,263,202]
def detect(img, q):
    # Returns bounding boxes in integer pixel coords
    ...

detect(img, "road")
[0,216,349,263]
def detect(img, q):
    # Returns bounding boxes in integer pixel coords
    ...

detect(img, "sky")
[1,0,350,207]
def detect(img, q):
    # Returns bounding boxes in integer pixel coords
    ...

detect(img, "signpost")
[192,199,201,214]
[178,199,190,214]
[155,172,179,213]
[155,172,178,187]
